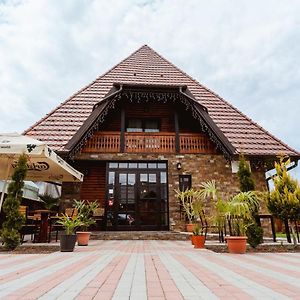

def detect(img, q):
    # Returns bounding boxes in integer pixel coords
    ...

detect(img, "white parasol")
[0,133,83,211]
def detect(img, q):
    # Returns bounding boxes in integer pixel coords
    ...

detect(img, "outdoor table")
[33,209,52,243]
[258,214,276,242]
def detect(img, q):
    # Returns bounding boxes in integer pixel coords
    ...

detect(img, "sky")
[0,0,300,178]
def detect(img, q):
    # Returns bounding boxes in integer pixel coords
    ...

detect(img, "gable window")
[126,119,160,132]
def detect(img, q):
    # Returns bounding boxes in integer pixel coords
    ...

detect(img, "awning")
[0,133,84,211]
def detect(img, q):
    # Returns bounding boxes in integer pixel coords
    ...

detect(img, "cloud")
[0,0,300,161]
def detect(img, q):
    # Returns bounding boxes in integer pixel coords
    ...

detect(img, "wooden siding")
[79,161,106,207]
[124,102,175,132]
[99,101,175,133]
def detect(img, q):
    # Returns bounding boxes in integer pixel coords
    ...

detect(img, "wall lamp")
[176,162,182,170]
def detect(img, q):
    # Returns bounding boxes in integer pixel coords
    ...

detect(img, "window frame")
[126,118,160,133]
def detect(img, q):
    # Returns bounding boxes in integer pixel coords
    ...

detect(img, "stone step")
[90,231,191,240]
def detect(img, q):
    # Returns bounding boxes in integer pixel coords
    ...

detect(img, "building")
[24,45,299,231]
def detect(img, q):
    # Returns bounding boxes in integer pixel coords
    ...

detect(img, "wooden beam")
[120,109,125,152]
[174,111,180,153]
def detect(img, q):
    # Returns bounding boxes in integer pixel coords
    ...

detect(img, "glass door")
[105,162,168,231]
[138,173,159,229]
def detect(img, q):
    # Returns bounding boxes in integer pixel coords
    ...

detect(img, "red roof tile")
[24,45,299,157]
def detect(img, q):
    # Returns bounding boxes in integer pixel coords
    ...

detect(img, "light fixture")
[176,162,182,170]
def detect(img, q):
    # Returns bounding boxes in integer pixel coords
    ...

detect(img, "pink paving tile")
[0,254,69,284]
[93,291,115,300]
[85,253,130,299]
[256,253,300,267]
[145,264,164,297]
[7,252,100,299]
[237,254,300,278]
[164,291,186,300]
[0,255,42,269]
[172,253,253,300]
[147,255,184,300]
[199,252,300,298]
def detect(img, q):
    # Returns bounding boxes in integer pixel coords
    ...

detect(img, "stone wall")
[61,152,268,231]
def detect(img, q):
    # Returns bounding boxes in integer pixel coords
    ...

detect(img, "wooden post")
[270,215,276,242]
[120,109,125,152]
[174,111,180,153]
[284,218,292,243]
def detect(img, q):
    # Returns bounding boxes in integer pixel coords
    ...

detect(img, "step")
[90,231,191,240]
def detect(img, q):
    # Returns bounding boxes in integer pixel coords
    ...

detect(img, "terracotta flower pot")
[186,223,195,232]
[193,235,205,249]
[191,235,195,245]
[226,236,247,254]
[76,232,91,246]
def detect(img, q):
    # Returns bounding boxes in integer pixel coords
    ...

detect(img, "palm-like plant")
[199,180,226,232]
[175,189,197,224]
[74,200,99,231]
[39,194,60,211]
[226,192,259,236]
[56,214,82,235]
[199,180,218,200]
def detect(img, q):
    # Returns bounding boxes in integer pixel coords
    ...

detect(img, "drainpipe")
[265,159,298,190]
[93,84,123,110]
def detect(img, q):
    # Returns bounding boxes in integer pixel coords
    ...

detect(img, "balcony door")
[105,161,169,231]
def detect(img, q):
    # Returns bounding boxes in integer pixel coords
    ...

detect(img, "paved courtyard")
[0,240,299,300]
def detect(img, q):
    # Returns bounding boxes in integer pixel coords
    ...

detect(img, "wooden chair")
[19,206,38,243]
[48,208,78,242]
[199,210,209,238]
[65,208,78,217]
[93,208,105,230]
[48,215,64,242]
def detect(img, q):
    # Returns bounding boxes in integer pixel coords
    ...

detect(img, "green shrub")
[267,157,300,221]
[246,223,263,248]
[237,154,255,192]
[1,228,21,250]
[1,154,27,250]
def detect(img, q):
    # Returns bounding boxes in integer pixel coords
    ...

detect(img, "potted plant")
[74,200,99,246]
[191,224,206,248]
[56,214,82,252]
[175,188,202,232]
[225,191,258,254]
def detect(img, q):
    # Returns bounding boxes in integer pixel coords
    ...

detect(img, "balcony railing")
[82,131,215,154]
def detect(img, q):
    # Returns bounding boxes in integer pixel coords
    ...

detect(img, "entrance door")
[105,162,168,231]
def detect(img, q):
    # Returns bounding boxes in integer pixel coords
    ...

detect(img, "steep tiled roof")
[24,45,299,157]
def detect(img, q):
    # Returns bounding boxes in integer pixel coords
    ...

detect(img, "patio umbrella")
[0,133,84,212]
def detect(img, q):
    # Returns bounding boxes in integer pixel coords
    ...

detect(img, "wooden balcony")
[82,132,215,154]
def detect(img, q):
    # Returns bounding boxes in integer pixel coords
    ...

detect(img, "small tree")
[1,154,28,250]
[237,154,263,247]
[237,154,255,192]
[267,157,300,244]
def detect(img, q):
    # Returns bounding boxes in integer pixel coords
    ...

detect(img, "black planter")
[60,234,77,252]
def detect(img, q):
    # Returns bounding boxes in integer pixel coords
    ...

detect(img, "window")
[126,118,160,132]
[179,175,192,191]
[127,119,143,132]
